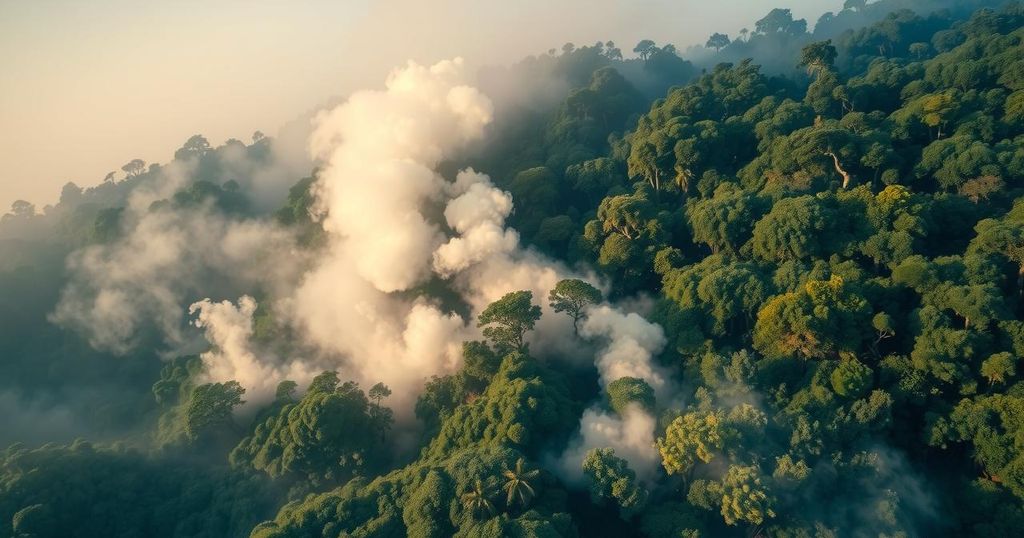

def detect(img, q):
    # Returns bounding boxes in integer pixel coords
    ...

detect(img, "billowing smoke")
[581,305,669,395]
[52,56,673,454]
[307,58,493,292]
[278,58,498,415]
[433,169,519,276]
[555,404,660,484]
[189,296,315,405]
[554,303,669,483]
[51,196,304,354]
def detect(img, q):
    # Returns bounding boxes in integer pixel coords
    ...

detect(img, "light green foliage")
[753,275,872,359]
[462,479,497,520]
[582,448,649,517]
[657,410,729,476]
[981,352,1016,385]
[830,357,874,397]
[502,458,539,508]
[718,465,776,526]
[424,353,576,459]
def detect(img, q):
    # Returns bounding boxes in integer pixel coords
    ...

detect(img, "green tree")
[830,357,874,397]
[718,465,776,526]
[687,185,767,255]
[548,278,602,334]
[753,275,871,359]
[606,377,656,415]
[799,40,837,78]
[230,373,386,481]
[369,382,394,442]
[981,352,1015,385]
[462,479,497,519]
[502,458,539,509]
[184,381,244,441]
[120,158,146,177]
[754,8,807,36]
[633,40,656,60]
[582,448,649,517]
[706,33,731,52]
[478,291,542,351]
[657,410,728,478]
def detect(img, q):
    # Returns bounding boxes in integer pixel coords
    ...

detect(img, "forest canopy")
[3,1,1024,537]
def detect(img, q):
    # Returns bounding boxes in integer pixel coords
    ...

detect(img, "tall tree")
[502,458,539,508]
[478,291,542,352]
[549,279,602,334]
[462,480,496,519]
[706,33,731,52]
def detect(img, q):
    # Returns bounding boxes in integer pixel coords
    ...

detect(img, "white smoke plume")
[189,295,316,405]
[553,304,670,483]
[433,169,519,277]
[307,58,493,292]
[580,305,669,396]
[282,58,497,416]
[53,55,675,447]
[197,58,666,422]
[52,202,304,354]
[554,404,660,484]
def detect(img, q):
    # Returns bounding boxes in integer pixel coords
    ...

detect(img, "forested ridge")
[3,1,1024,537]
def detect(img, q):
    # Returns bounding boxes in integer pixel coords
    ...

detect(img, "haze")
[0,0,840,212]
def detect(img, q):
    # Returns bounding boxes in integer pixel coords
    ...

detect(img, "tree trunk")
[1017,264,1023,299]
[826,151,853,189]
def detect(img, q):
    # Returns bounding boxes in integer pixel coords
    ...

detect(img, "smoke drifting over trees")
[3,0,1024,537]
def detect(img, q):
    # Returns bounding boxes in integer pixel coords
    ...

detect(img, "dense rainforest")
[3,1,1024,536]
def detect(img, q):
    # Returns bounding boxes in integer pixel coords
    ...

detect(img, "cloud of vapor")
[581,305,669,395]
[307,58,493,292]
[53,53,673,442]
[554,405,660,484]
[554,304,669,483]
[51,160,307,355]
[433,169,519,277]
[52,209,303,354]
[189,295,315,405]
[281,58,498,415]
[0,391,84,447]
[277,57,602,416]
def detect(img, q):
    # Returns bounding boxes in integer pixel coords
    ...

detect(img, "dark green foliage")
[185,381,245,441]
[230,372,391,482]
[0,442,275,538]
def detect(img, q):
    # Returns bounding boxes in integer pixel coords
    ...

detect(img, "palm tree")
[461,479,496,519]
[502,458,539,508]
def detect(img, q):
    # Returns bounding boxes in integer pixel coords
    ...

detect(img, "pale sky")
[0,0,841,212]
